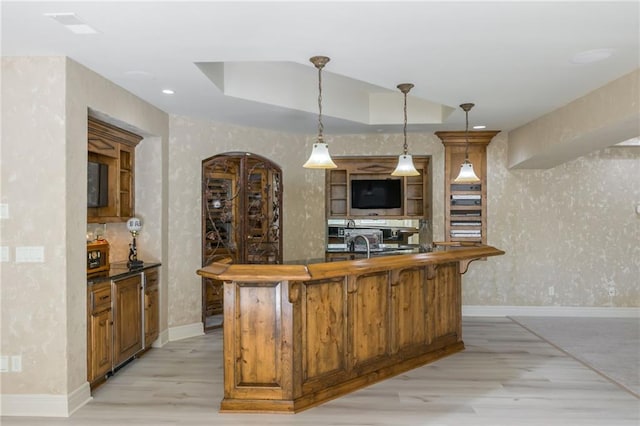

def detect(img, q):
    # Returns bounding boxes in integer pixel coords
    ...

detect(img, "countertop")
[88,261,161,285]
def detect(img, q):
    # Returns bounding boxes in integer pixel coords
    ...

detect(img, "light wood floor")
[3,317,638,425]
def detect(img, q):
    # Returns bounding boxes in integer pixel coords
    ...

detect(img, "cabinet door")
[88,308,113,383]
[243,160,282,264]
[144,270,159,347]
[113,275,143,366]
[202,171,238,264]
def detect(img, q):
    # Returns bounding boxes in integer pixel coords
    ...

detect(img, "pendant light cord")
[317,65,324,143]
[464,108,469,160]
[402,90,408,155]
[459,103,475,161]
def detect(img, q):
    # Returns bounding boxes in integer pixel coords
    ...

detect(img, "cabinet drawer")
[90,284,112,313]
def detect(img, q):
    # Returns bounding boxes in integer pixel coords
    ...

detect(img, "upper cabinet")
[202,152,283,266]
[435,131,499,244]
[326,156,432,220]
[87,117,142,223]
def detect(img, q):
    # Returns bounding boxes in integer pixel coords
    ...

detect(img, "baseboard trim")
[463,305,640,317]
[168,322,204,342]
[153,329,169,348]
[0,382,92,417]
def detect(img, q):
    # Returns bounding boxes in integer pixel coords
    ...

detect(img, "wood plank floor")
[2,317,638,425]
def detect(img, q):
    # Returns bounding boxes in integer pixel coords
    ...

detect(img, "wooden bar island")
[197,244,504,413]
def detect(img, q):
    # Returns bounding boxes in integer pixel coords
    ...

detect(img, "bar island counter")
[197,244,504,413]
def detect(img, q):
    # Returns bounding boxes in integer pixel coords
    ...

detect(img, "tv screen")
[351,179,401,209]
[88,161,109,208]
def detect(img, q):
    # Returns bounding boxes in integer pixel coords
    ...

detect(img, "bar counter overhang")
[197,244,505,413]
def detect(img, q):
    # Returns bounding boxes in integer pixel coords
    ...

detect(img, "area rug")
[511,316,639,397]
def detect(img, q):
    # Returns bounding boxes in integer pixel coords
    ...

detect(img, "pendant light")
[391,84,420,176]
[453,103,481,183]
[303,56,337,169]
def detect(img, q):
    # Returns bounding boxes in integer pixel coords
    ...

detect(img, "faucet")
[351,234,371,259]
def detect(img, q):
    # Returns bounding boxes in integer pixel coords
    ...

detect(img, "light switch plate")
[0,204,8,219]
[15,246,45,263]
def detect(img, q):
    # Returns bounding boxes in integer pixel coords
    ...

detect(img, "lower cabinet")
[113,274,143,366]
[144,268,159,346]
[87,282,112,384]
[87,267,160,388]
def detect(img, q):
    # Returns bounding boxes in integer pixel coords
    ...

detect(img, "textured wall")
[1,57,69,394]
[168,116,639,325]
[465,133,639,306]
[1,56,168,398]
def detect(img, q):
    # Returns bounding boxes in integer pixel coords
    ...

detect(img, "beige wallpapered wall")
[1,56,168,397]
[168,116,639,330]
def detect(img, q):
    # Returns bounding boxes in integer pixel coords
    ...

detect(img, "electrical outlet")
[608,287,616,297]
[11,355,22,372]
[548,286,555,296]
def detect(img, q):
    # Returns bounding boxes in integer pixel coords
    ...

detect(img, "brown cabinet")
[326,156,432,219]
[144,268,159,347]
[87,267,160,388]
[87,117,142,223]
[201,152,283,325]
[87,282,112,386]
[436,131,499,244]
[113,274,143,366]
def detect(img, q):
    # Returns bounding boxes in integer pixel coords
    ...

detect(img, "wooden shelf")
[326,156,432,220]
[436,131,500,244]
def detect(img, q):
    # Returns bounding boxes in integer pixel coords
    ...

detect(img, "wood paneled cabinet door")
[201,152,283,266]
[87,116,142,223]
[144,269,159,348]
[113,274,143,366]
[87,282,113,385]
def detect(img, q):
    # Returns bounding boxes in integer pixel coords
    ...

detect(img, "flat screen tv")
[87,161,109,208]
[351,179,401,209]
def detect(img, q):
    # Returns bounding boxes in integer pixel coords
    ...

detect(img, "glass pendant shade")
[303,55,336,169]
[303,141,337,168]
[453,159,480,183]
[454,102,481,184]
[392,83,420,177]
[391,154,420,176]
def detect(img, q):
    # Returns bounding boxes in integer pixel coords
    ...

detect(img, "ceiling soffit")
[196,61,454,126]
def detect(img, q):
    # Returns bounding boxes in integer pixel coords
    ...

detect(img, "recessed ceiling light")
[162,89,175,95]
[44,12,98,34]
[570,48,614,64]
[473,125,486,129]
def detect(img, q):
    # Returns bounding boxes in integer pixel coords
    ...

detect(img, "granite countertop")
[87,261,161,285]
